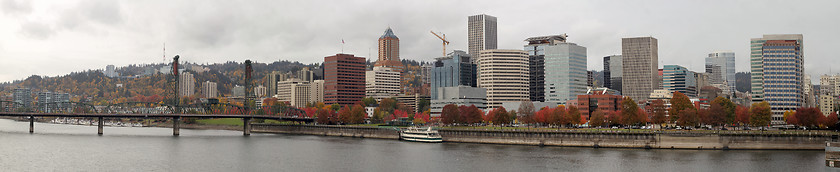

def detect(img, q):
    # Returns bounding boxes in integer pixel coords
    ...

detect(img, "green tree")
[379,98,398,114]
[361,97,377,107]
[749,102,771,127]
[670,92,695,123]
[417,99,430,112]
[330,103,341,111]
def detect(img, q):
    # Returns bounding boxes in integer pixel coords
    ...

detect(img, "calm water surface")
[0,119,831,171]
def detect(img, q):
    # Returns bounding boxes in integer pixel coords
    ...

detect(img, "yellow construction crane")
[430,30,449,56]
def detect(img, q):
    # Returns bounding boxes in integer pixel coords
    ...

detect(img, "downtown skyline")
[1,0,838,83]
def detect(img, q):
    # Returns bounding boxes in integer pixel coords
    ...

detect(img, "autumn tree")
[440,104,460,125]
[534,107,552,125]
[735,105,750,126]
[710,97,736,124]
[670,91,695,123]
[705,103,726,127]
[349,104,367,124]
[651,99,667,127]
[486,106,511,125]
[676,108,699,127]
[461,105,484,125]
[316,109,338,125]
[590,110,606,127]
[794,107,822,128]
[379,98,398,114]
[620,97,644,126]
[567,106,582,126]
[783,110,798,126]
[518,101,535,123]
[749,102,771,127]
[337,105,352,124]
[554,105,569,127]
[824,112,839,129]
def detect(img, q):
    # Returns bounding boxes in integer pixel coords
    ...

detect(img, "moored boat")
[399,127,442,143]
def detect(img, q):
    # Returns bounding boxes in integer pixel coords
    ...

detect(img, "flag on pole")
[342,39,345,44]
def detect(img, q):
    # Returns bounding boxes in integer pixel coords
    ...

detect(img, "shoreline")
[252,124,836,151]
[3,117,834,151]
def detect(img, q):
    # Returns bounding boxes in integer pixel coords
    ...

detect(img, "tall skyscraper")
[750,34,804,124]
[374,27,403,71]
[324,54,366,106]
[621,37,659,102]
[663,65,698,97]
[178,72,195,98]
[468,14,497,59]
[706,51,736,92]
[431,50,477,100]
[524,35,587,103]
[477,49,529,108]
[603,55,623,93]
[201,81,218,98]
[267,71,288,97]
[366,66,401,101]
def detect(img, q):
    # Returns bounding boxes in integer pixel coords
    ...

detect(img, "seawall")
[251,124,834,150]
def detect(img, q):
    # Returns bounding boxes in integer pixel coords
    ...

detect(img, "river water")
[0,119,830,171]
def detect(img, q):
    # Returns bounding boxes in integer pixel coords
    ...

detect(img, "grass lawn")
[196,118,244,126]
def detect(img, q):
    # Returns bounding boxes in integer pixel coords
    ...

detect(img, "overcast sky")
[1,0,838,83]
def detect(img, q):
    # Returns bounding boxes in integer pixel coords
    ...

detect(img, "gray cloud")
[1,0,31,16]
[18,21,54,40]
[0,0,839,83]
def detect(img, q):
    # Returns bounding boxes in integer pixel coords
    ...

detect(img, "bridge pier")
[29,115,34,133]
[243,117,252,136]
[98,117,103,135]
[173,116,180,136]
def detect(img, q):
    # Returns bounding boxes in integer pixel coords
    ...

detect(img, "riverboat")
[399,127,443,143]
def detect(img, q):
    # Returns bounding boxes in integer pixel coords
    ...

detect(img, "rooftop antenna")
[163,42,166,64]
[341,38,345,54]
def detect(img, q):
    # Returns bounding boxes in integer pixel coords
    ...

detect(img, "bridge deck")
[0,112,314,122]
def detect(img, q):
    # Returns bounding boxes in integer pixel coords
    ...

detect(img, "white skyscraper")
[524,35,587,103]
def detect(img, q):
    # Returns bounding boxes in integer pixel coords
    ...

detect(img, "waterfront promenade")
[252,124,837,150]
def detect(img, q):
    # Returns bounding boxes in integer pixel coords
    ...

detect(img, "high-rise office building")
[201,81,218,98]
[524,35,587,103]
[324,54,366,106]
[528,54,545,102]
[431,50,477,100]
[421,63,433,85]
[232,85,245,98]
[310,80,325,104]
[178,72,195,98]
[13,88,32,109]
[750,34,804,124]
[254,85,267,98]
[706,51,736,92]
[603,55,623,92]
[468,14,497,59]
[663,65,698,97]
[275,79,311,107]
[820,74,839,116]
[477,49,530,108]
[366,66,401,101]
[296,67,315,82]
[374,27,403,71]
[621,37,659,102]
[267,71,288,97]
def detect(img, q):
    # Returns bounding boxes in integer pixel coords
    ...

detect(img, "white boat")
[399,127,443,143]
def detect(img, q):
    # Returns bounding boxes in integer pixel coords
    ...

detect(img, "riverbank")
[0,116,244,131]
[252,124,836,150]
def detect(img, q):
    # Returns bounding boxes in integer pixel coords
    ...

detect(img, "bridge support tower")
[173,116,180,136]
[243,117,252,136]
[98,117,104,135]
[29,115,34,133]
